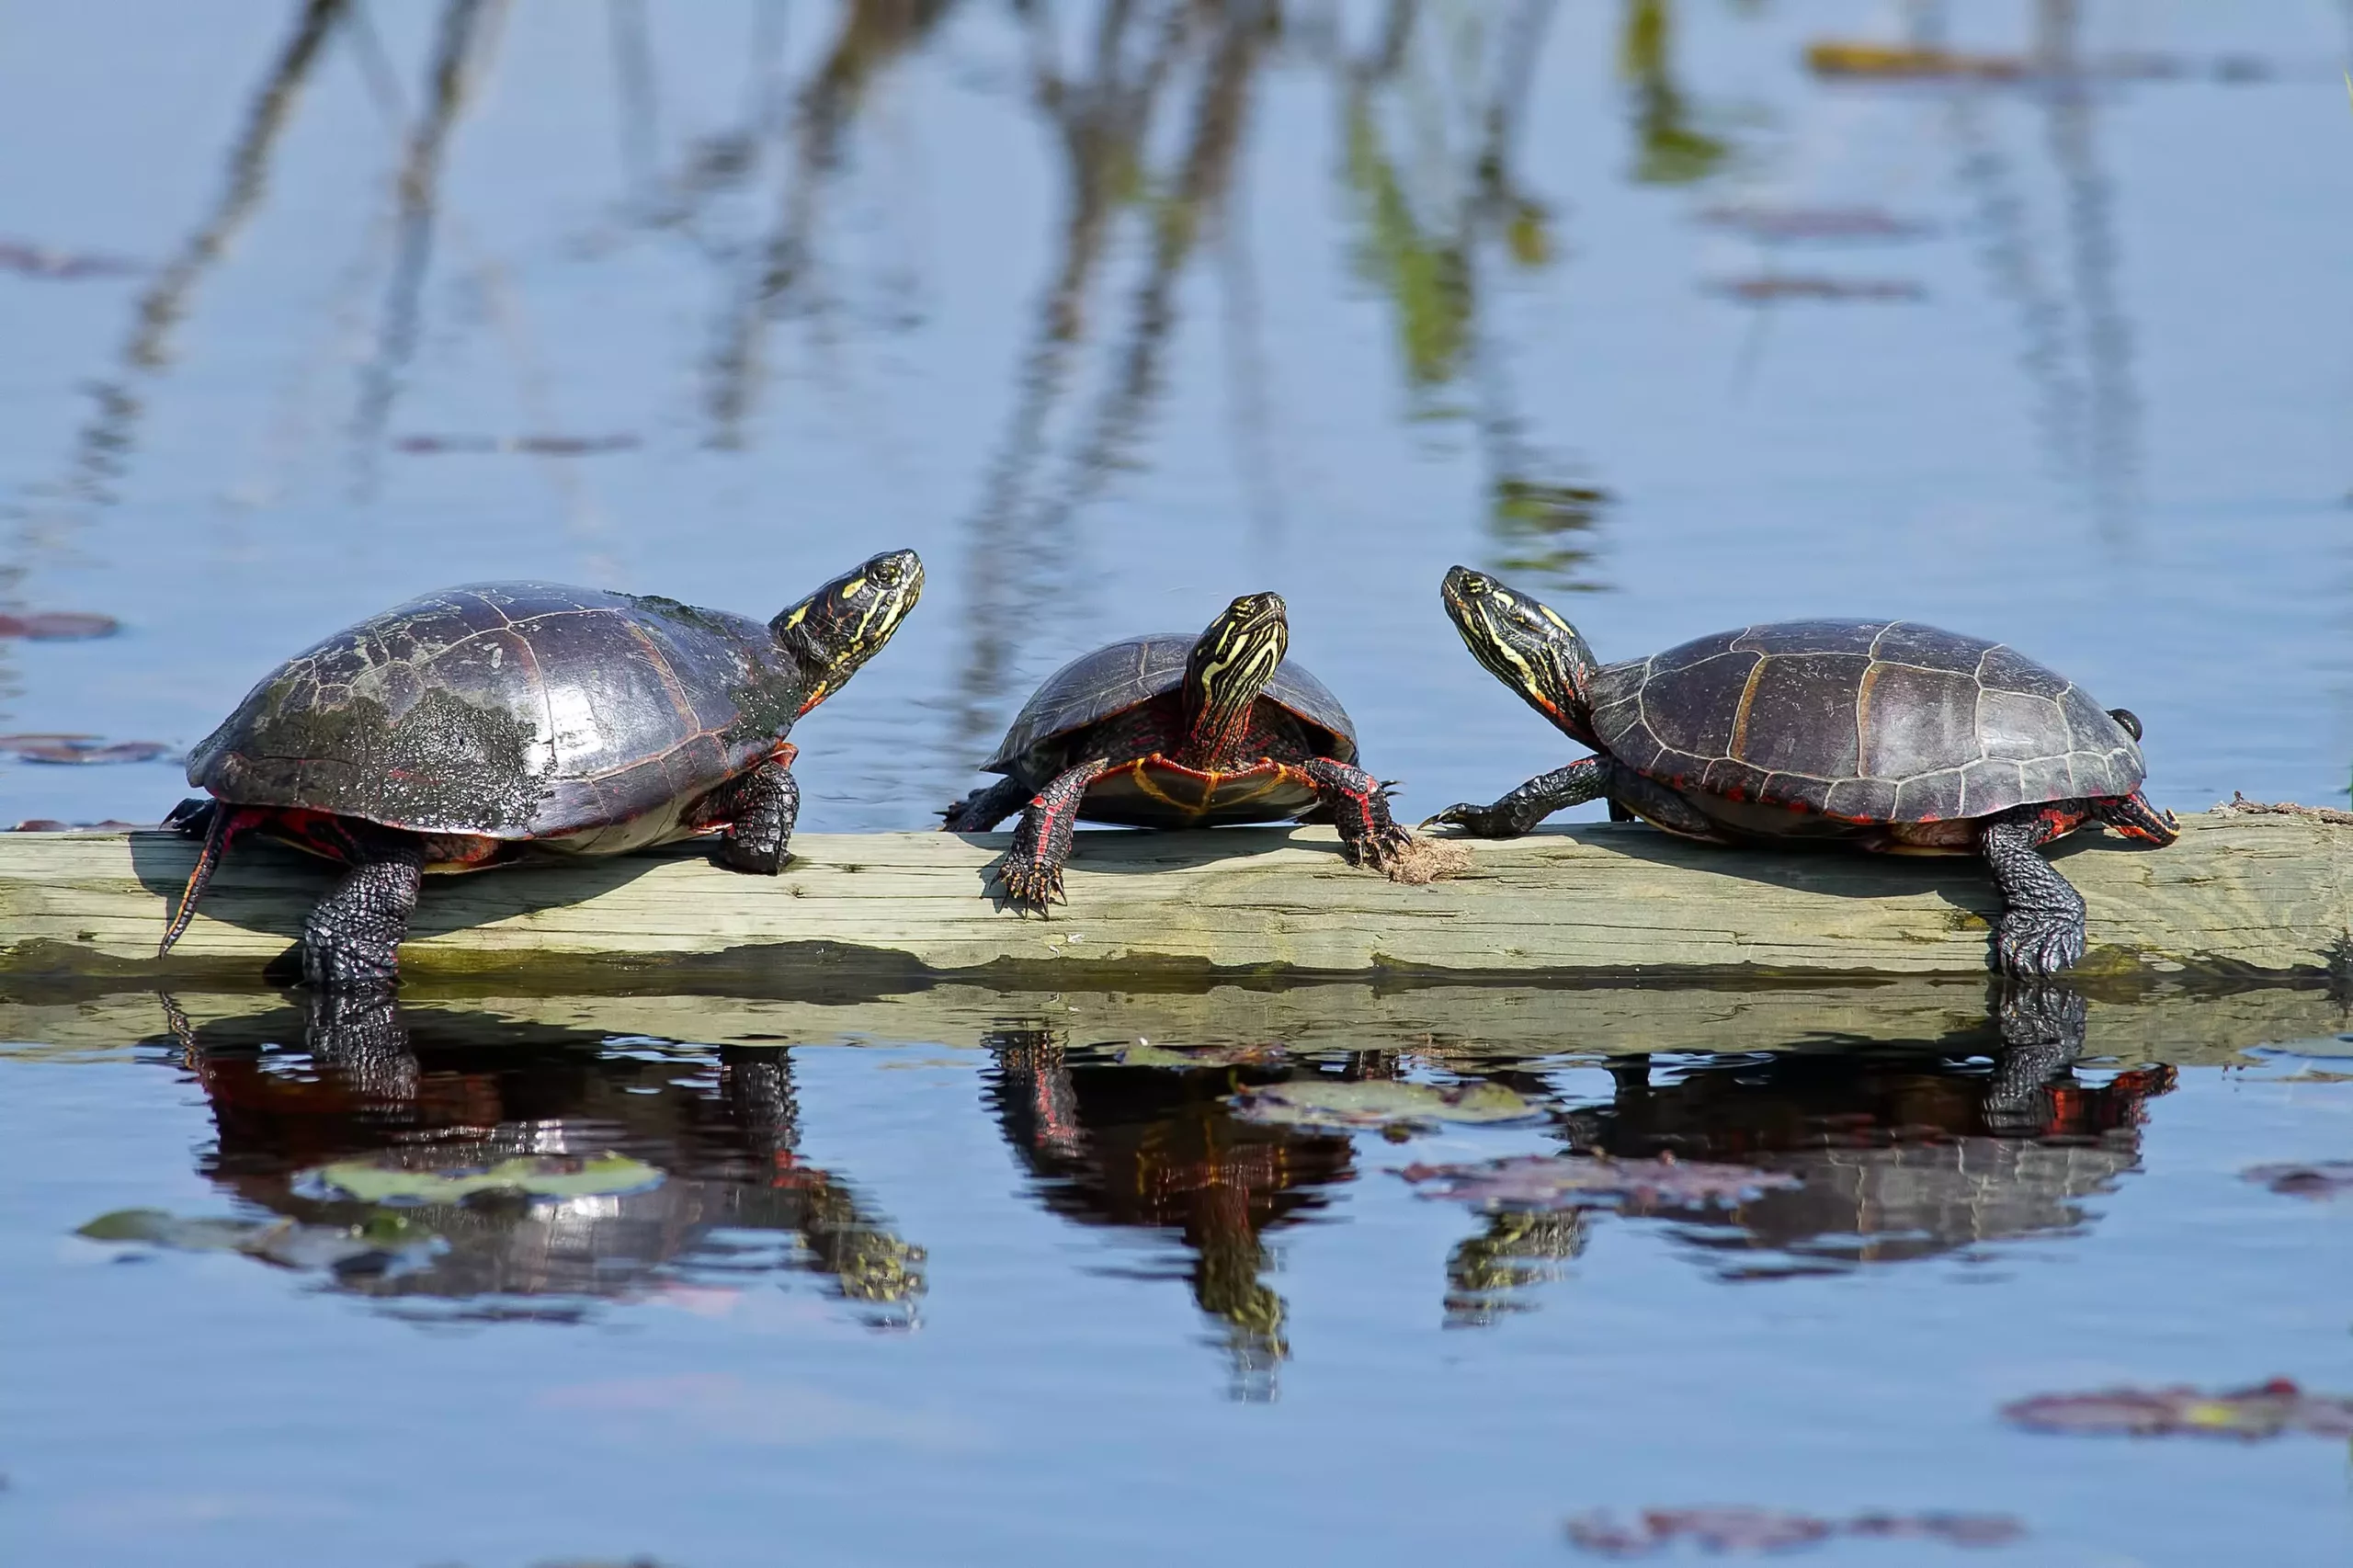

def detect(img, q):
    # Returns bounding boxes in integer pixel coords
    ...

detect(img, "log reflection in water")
[160,993,926,1324]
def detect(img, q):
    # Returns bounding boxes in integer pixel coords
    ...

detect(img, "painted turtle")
[942,591,1411,910]
[160,550,924,986]
[1428,567,2177,976]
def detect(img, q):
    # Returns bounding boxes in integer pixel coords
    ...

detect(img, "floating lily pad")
[1565,1507,2020,1556]
[77,1209,258,1251]
[1226,1078,1536,1131]
[311,1152,663,1205]
[2002,1379,2353,1439]
[2243,1161,2353,1199]
[1401,1153,1801,1211]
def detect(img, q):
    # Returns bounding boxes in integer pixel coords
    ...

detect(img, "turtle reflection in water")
[1552,1034,2175,1280]
[984,1031,1357,1399]
[152,995,924,1323]
[1431,567,2178,975]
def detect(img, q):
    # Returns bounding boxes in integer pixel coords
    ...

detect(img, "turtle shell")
[983,633,1358,780]
[188,583,813,843]
[1586,619,2144,824]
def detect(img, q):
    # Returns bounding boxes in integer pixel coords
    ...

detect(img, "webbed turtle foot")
[1993,911,2086,978]
[994,851,1067,915]
[1343,819,1416,871]
[716,833,788,875]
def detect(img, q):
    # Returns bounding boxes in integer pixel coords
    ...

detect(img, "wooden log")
[0,810,2341,981]
[1,975,2341,1070]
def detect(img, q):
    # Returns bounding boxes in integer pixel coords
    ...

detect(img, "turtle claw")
[995,852,1066,915]
[1994,912,2086,978]
[1346,822,1415,871]
[1424,802,1519,839]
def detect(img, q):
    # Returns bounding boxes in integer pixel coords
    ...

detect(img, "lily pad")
[2002,1378,2353,1439]
[1566,1507,2019,1556]
[1226,1078,1537,1131]
[76,1208,439,1272]
[311,1152,663,1205]
[2243,1161,2353,1199]
[1401,1153,1801,1211]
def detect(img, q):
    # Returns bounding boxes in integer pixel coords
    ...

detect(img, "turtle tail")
[159,801,240,958]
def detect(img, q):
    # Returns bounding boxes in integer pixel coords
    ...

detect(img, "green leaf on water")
[75,1209,258,1250]
[312,1152,664,1204]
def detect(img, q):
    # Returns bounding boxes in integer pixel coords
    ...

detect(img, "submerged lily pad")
[311,1152,663,1205]
[76,1208,439,1272]
[1226,1078,1536,1131]
[1401,1153,1801,1211]
[1565,1507,2020,1556]
[2003,1379,2353,1439]
[2243,1161,2353,1199]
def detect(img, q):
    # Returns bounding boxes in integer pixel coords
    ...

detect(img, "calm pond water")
[5,1,2353,1563]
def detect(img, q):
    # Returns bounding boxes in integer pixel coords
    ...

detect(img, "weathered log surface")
[0,811,2340,980]
[0,977,2341,1069]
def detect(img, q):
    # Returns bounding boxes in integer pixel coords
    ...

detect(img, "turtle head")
[1441,566,1601,745]
[1181,591,1290,764]
[773,549,925,716]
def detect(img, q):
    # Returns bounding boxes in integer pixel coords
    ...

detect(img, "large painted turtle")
[942,591,1411,910]
[1429,567,2177,975]
[161,550,924,986]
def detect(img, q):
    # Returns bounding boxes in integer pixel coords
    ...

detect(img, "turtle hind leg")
[1978,803,2090,977]
[1297,756,1411,870]
[301,828,426,990]
[713,758,801,875]
[159,801,265,958]
[996,757,1111,914]
[942,776,1030,833]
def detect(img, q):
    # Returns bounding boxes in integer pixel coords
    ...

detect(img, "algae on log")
[0,812,2341,981]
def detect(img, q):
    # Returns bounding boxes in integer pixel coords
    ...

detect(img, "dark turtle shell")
[1586,619,2144,824]
[188,582,814,844]
[983,633,1358,782]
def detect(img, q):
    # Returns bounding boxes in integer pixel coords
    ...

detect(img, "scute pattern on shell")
[983,632,1358,778]
[188,583,812,836]
[1586,619,2143,822]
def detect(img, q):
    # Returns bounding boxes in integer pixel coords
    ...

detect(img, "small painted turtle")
[943,591,1411,910]
[161,550,924,986]
[1428,566,2177,976]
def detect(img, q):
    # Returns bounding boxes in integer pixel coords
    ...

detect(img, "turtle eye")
[869,557,903,587]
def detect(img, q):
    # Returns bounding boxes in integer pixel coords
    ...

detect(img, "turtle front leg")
[1297,757,1413,871]
[715,757,801,874]
[996,757,1110,914]
[942,776,1031,833]
[301,833,426,990]
[1978,802,2092,977]
[1426,757,1611,838]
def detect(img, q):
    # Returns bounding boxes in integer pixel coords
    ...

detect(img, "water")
[4,2,2353,1562]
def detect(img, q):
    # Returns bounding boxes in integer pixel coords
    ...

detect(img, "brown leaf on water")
[0,735,172,766]
[0,612,121,640]
[1401,1153,1801,1211]
[1699,205,1933,242]
[2002,1378,2353,1439]
[1565,1506,2021,1556]
[1709,276,1925,304]
[0,239,142,279]
[2244,1161,2353,1199]
[396,433,641,455]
